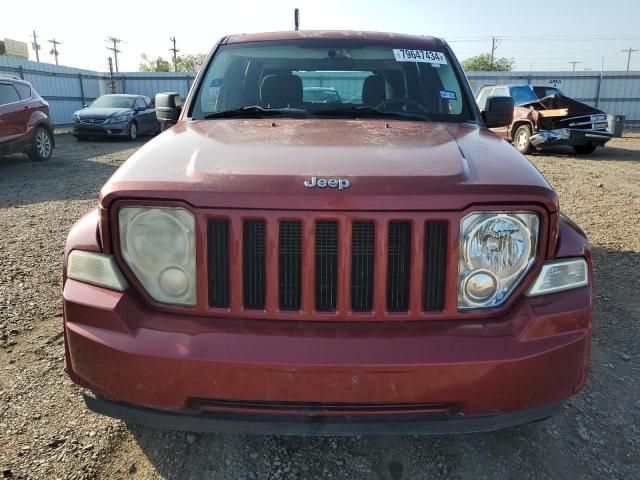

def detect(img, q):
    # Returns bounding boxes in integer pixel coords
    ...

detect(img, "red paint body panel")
[64,212,592,417]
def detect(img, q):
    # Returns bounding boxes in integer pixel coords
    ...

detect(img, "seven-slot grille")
[207,215,448,317]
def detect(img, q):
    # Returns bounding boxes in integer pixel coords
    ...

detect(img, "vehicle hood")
[519,94,605,118]
[77,107,132,119]
[100,119,558,212]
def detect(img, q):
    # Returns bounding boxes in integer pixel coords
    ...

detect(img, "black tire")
[27,127,54,161]
[127,121,138,141]
[157,121,168,134]
[573,144,597,155]
[513,125,533,154]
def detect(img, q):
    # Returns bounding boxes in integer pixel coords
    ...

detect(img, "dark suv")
[0,75,54,161]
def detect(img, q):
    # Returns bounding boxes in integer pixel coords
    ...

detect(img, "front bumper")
[530,128,612,148]
[73,121,129,137]
[83,393,563,435]
[64,277,591,434]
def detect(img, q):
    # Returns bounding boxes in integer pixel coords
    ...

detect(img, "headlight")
[72,113,80,122]
[119,207,196,306]
[458,212,539,309]
[108,115,129,123]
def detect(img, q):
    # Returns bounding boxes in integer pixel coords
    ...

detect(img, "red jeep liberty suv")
[63,31,592,435]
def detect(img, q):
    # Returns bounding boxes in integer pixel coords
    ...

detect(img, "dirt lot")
[1,133,639,480]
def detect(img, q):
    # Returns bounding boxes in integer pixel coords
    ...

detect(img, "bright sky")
[3,0,640,72]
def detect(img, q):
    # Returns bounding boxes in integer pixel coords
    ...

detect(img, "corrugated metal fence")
[0,57,195,126]
[1,56,639,126]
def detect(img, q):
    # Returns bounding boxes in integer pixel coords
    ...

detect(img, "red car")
[0,75,54,161]
[63,31,592,435]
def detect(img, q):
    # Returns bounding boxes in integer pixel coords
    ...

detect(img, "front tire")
[513,125,533,154]
[573,144,597,155]
[127,122,138,141]
[28,127,53,161]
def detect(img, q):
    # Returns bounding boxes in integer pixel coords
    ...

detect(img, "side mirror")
[155,92,182,124]
[482,96,514,128]
[135,105,146,112]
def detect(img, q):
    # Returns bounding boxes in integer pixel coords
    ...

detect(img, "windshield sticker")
[439,90,457,101]
[210,78,223,88]
[393,49,447,65]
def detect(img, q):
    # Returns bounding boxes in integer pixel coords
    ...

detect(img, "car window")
[492,87,509,97]
[134,97,146,110]
[193,40,473,123]
[0,83,21,105]
[510,85,539,105]
[90,96,135,109]
[476,87,491,110]
[14,83,31,100]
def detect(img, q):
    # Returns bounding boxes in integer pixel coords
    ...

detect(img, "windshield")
[510,86,539,105]
[191,40,472,122]
[90,96,134,109]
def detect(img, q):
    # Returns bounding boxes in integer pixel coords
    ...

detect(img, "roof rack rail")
[0,74,23,81]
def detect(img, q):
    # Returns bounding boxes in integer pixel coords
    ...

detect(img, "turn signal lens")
[67,250,128,291]
[527,258,588,297]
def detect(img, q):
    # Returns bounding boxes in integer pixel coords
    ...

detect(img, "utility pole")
[294,8,300,31]
[621,47,638,72]
[169,36,179,72]
[107,57,116,94]
[568,61,581,72]
[489,37,497,71]
[48,38,61,65]
[106,36,122,73]
[31,30,41,63]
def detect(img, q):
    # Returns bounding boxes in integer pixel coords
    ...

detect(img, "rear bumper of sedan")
[530,128,612,148]
[64,276,591,435]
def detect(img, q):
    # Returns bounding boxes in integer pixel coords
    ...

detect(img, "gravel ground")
[1,132,639,480]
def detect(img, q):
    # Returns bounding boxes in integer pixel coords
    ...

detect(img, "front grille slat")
[351,221,375,311]
[387,221,412,312]
[243,220,266,309]
[279,221,302,310]
[207,219,230,308]
[208,214,449,317]
[315,221,339,311]
[424,222,447,311]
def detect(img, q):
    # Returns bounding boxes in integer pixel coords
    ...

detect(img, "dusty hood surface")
[101,119,558,212]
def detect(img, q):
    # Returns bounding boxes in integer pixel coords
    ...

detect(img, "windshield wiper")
[312,106,430,121]
[204,105,313,119]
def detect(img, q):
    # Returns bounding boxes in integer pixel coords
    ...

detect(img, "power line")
[621,47,638,72]
[106,36,122,73]
[31,30,41,63]
[47,38,61,65]
[169,36,179,72]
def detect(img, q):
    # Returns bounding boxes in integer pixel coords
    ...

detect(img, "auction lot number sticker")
[393,49,448,65]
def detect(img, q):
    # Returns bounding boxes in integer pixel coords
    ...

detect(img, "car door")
[143,96,159,132]
[0,82,28,145]
[488,86,510,139]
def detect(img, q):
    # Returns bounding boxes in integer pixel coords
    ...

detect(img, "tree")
[461,53,514,72]
[139,52,207,73]
[139,54,172,72]
[175,53,207,72]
